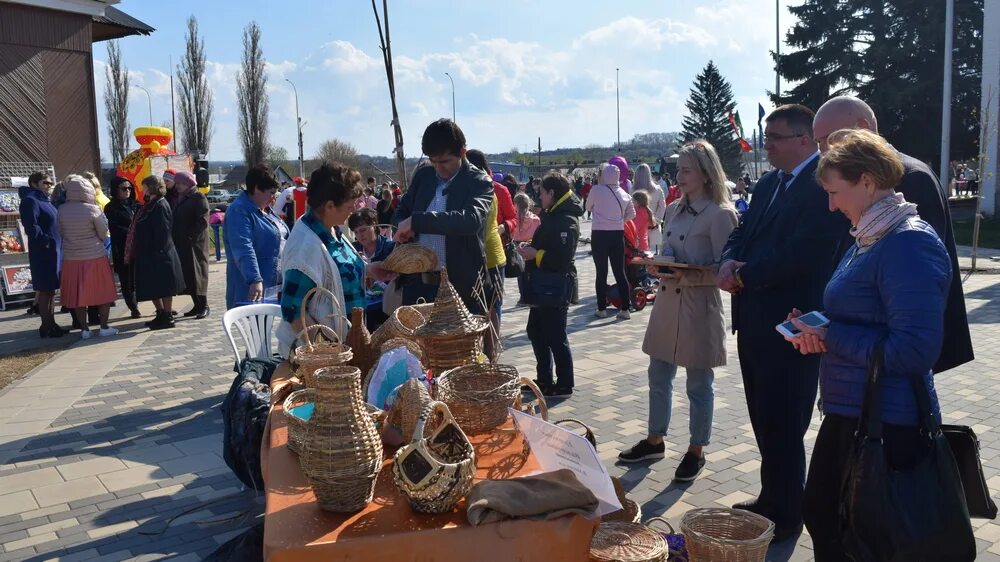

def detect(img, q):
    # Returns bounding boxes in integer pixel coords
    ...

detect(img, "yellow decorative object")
[117,127,180,201]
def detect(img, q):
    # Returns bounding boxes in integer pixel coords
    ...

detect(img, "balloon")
[492,173,504,182]
[608,156,629,183]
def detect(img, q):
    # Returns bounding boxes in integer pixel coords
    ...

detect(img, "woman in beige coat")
[618,140,738,482]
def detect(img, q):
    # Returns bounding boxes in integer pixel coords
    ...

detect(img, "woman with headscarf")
[104,176,141,318]
[130,175,185,330]
[585,162,636,318]
[56,175,118,338]
[18,172,63,337]
[171,171,211,319]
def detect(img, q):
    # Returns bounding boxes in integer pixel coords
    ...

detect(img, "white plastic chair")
[222,304,283,363]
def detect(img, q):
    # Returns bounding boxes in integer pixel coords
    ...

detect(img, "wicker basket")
[370,305,426,350]
[380,337,423,360]
[293,324,353,387]
[387,378,434,439]
[605,477,643,524]
[392,401,476,514]
[300,366,384,513]
[435,363,522,434]
[590,521,668,562]
[414,270,488,372]
[680,508,774,562]
[283,388,315,455]
[382,242,439,274]
[346,307,377,377]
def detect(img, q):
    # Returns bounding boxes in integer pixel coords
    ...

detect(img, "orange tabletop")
[262,363,599,562]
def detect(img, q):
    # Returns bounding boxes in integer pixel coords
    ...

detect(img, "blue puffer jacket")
[223,191,283,309]
[821,216,950,426]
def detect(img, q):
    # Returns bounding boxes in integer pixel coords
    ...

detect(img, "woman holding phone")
[618,140,738,483]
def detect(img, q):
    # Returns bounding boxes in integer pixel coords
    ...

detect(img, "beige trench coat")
[641,199,738,369]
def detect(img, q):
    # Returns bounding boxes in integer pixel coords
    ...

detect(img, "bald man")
[814,95,973,373]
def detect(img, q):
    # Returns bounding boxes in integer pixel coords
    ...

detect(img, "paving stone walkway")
[1,223,999,561]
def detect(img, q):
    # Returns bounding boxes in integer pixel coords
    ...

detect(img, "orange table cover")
[262,363,599,562]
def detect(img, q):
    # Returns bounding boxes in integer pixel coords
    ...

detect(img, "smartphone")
[776,311,830,338]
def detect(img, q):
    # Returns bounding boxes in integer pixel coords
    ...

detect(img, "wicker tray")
[590,520,668,562]
[680,508,774,562]
[382,242,439,274]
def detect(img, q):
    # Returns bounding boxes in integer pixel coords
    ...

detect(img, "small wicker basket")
[387,378,434,439]
[370,305,426,350]
[392,401,476,514]
[293,324,354,387]
[590,520,668,562]
[414,270,488,372]
[605,476,643,524]
[283,388,315,455]
[435,363,522,434]
[680,508,774,562]
[382,242,440,274]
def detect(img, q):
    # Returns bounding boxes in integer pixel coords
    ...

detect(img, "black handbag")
[840,343,976,561]
[942,424,998,519]
[503,240,525,278]
[517,267,573,308]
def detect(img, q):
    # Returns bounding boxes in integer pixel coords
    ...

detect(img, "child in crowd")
[632,190,651,252]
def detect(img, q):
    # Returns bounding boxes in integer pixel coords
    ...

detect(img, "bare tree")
[176,16,214,157]
[315,139,361,169]
[103,41,130,167]
[236,22,268,167]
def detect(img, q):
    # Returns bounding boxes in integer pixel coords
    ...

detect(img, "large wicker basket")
[435,363,522,434]
[680,508,774,562]
[414,270,488,372]
[293,324,353,387]
[590,520,668,562]
[392,401,476,514]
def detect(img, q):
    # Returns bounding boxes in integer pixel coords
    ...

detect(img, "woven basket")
[513,378,549,421]
[590,520,668,562]
[293,324,353,387]
[382,242,439,274]
[370,305,426,350]
[392,401,476,514]
[435,363,522,434]
[605,477,643,524]
[414,270,488,372]
[300,366,384,513]
[387,378,434,439]
[680,508,774,562]
[346,307,377,377]
[283,388,315,455]
[380,337,423,360]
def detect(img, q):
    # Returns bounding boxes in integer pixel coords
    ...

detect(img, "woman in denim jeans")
[618,140,737,482]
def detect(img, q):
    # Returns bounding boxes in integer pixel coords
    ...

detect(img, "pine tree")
[774,0,984,168]
[681,61,743,179]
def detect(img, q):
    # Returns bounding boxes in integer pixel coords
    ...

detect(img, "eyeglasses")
[119,185,132,191]
[763,132,806,143]
[41,181,54,186]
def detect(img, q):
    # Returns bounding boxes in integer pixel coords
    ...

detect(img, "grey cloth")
[466,469,599,526]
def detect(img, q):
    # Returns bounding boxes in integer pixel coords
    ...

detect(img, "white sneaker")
[81,330,94,340]
[617,309,631,320]
[97,327,119,337]
[594,309,609,318]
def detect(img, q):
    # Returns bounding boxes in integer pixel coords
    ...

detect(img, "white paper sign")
[509,408,622,517]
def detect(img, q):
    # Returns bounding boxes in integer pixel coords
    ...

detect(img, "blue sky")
[97,0,799,161]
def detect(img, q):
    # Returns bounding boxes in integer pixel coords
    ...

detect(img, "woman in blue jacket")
[18,172,63,337]
[782,129,952,559]
[223,165,285,309]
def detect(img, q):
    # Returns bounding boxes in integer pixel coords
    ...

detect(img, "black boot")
[145,310,164,328]
[149,310,175,330]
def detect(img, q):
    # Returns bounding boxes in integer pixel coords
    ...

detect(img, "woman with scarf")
[19,172,63,337]
[104,176,141,318]
[171,171,211,319]
[780,129,954,559]
[130,175,184,330]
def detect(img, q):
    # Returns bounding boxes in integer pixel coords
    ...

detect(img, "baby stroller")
[606,220,658,311]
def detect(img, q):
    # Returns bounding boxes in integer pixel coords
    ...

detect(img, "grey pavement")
[0,223,999,561]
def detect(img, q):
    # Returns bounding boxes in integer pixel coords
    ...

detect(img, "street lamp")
[444,72,456,123]
[133,85,152,125]
[285,78,305,178]
[615,68,620,151]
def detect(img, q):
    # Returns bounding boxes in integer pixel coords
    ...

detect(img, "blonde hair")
[817,129,903,191]
[676,140,732,207]
[633,163,655,192]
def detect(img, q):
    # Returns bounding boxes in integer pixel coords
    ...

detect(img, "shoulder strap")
[606,185,624,220]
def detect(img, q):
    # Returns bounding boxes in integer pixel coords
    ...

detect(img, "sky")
[97,0,800,162]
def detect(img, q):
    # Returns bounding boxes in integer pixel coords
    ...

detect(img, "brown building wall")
[0,3,100,178]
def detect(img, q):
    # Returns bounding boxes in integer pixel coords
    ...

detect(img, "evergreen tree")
[681,61,743,179]
[774,0,984,168]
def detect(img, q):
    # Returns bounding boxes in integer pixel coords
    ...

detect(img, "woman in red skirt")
[56,175,118,339]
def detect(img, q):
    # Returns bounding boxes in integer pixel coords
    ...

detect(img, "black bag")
[942,424,998,519]
[840,343,976,561]
[221,356,280,492]
[504,240,525,278]
[517,267,573,308]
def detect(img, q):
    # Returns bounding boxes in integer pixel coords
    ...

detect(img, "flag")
[734,111,746,139]
[757,103,766,149]
[738,138,752,153]
[727,111,739,136]
[728,110,750,152]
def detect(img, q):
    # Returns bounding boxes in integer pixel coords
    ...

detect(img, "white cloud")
[573,16,717,50]
[320,40,380,73]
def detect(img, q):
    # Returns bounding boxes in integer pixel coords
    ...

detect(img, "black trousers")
[526,305,573,388]
[591,230,632,310]
[737,327,819,529]
[114,263,137,311]
[803,414,929,561]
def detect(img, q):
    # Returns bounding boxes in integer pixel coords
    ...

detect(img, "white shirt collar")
[782,151,821,183]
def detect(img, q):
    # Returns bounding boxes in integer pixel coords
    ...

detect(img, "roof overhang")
[3,0,115,17]
[92,6,154,42]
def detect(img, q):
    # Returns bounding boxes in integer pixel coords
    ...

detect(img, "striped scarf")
[851,192,918,248]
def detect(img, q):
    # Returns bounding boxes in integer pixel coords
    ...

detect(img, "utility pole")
[285,78,305,178]
[537,137,541,167]
[445,72,456,122]
[169,56,177,152]
[939,0,954,186]
[775,0,781,98]
[134,85,152,125]
[616,68,621,150]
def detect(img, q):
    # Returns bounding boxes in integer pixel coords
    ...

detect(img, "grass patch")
[0,347,67,392]
[953,218,1000,250]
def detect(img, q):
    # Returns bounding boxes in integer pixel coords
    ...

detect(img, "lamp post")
[939,0,954,186]
[616,68,621,151]
[775,0,780,98]
[134,85,152,125]
[285,79,305,178]
[444,72,456,122]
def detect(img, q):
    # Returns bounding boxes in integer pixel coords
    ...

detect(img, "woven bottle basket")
[387,378,434,439]
[392,401,476,514]
[435,363,523,434]
[346,307,377,377]
[590,520,668,562]
[414,270,488,372]
[370,305,426,351]
[293,324,353,387]
[679,508,774,562]
[300,365,384,512]
[381,242,439,274]
[283,388,384,456]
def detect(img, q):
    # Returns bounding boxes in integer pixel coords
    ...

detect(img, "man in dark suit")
[393,118,494,314]
[813,96,974,373]
[717,104,850,541]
